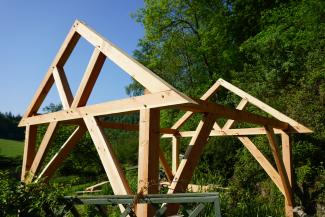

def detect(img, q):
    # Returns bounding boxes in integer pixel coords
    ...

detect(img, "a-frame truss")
[19,20,312,217]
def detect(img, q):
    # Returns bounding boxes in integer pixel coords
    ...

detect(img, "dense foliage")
[0,171,69,217]
[128,0,325,216]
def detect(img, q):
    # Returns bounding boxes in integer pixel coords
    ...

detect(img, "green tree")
[131,0,325,215]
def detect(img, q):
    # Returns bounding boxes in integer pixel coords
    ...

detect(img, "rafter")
[218,79,312,133]
[185,99,288,130]
[22,23,80,118]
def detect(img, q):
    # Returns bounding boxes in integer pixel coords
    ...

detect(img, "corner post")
[136,108,160,217]
[281,131,294,217]
[21,125,37,181]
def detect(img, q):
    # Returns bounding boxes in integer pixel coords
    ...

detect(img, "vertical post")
[265,126,293,217]
[21,125,37,181]
[136,108,160,217]
[172,136,180,175]
[281,132,294,217]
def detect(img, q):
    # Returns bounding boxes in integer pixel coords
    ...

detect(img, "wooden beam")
[166,113,217,214]
[137,109,160,217]
[158,146,174,183]
[218,79,312,133]
[170,81,222,130]
[22,23,80,118]
[83,116,132,195]
[28,121,59,182]
[21,125,37,181]
[185,99,288,130]
[237,137,285,195]
[53,67,73,109]
[37,125,87,181]
[99,120,178,135]
[71,48,106,108]
[282,132,293,217]
[222,98,248,130]
[19,90,191,127]
[172,136,180,175]
[265,126,293,206]
[162,127,285,138]
[281,132,292,186]
[74,20,194,105]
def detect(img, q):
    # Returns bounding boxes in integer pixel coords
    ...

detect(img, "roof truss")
[20,20,312,217]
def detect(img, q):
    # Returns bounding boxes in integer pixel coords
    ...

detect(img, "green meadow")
[0,138,23,157]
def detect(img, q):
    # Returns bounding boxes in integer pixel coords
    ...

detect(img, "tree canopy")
[129,0,325,215]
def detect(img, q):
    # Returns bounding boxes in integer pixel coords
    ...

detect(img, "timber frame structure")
[19,20,312,217]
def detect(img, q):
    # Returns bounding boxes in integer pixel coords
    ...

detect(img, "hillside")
[0,139,23,157]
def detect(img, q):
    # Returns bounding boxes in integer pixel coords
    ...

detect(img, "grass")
[0,138,24,157]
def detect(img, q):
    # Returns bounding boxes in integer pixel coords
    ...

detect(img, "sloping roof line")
[20,20,195,121]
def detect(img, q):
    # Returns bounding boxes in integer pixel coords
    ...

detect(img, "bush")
[0,171,69,217]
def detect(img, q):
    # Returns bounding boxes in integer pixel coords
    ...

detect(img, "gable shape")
[20,20,195,122]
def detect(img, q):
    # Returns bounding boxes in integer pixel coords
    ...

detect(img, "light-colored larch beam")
[137,108,160,217]
[37,125,87,181]
[71,48,106,108]
[74,20,194,105]
[172,136,180,175]
[281,132,292,186]
[167,115,217,190]
[166,113,217,215]
[162,128,284,138]
[238,137,285,195]
[19,90,191,127]
[218,79,312,133]
[28,121,59,182]
[222,98,248,130]
[265,126,293,206]
[99,120,178,135]
[170,81,222,130]
[21,125,37,181]
[83,116,132,195]
[213,122,222,130]
[22,23,80,118]
[158,147,174,183]
[53,67,73,109]
[281,131,294,217]
[185,99,288,130]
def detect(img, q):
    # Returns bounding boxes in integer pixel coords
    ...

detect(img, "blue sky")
[0,0,144,115]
